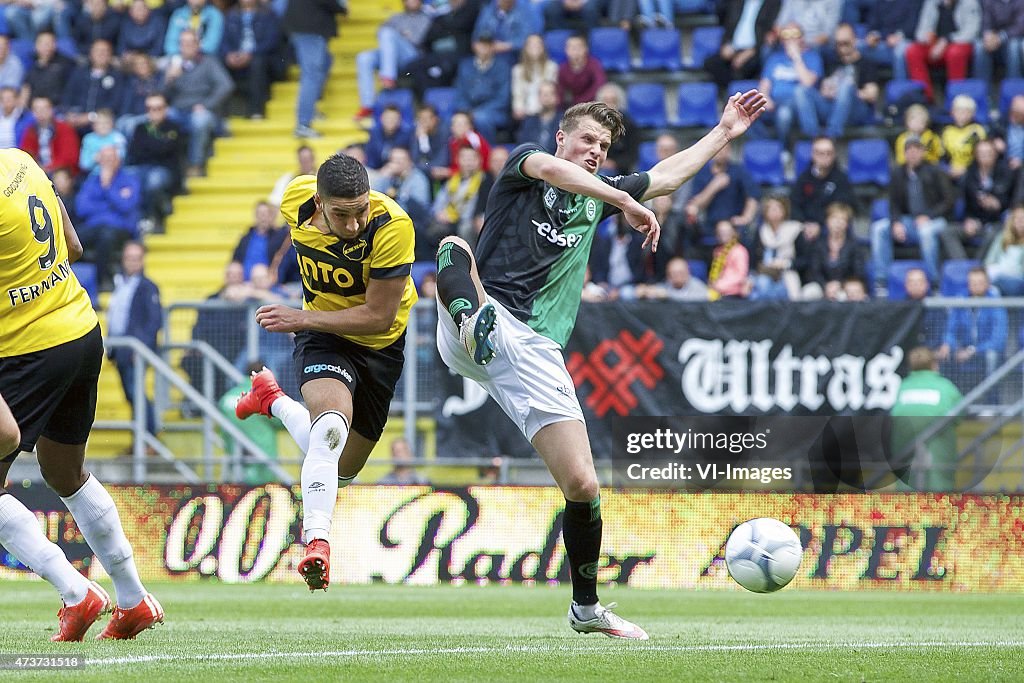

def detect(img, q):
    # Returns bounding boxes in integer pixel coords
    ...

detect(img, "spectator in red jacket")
[556,34,606,107]
[19,96,80,177]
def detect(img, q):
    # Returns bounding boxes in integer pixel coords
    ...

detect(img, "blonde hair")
[825,202,853,221]
[1002,204,1024,248]
[951,94,977,113]
[904,103,930,126]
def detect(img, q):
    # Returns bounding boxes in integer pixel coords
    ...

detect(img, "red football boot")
[298,539,331,591]
[96,594,164,640]
[51,582,111,642]
[235,367,285,420]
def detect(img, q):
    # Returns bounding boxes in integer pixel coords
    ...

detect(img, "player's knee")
[40,461,88,497]
[437,235,471,256]
[0,426,19,458]
[562,473,600,502]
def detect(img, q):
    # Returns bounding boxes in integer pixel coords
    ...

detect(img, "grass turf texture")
[1,582,1023,681]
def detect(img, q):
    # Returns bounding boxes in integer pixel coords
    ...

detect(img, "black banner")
[436,301,923,458]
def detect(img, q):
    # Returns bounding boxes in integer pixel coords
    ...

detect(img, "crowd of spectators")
[0,0,297,286]
[332,0,1024,401]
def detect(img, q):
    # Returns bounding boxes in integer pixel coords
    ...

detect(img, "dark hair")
[560,101,626,143]
[317,153,369,199]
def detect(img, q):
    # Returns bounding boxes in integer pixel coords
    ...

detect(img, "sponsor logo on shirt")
[532,219,582,248]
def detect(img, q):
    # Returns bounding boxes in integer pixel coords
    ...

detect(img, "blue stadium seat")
[687,26,724,69]
[10,39,33,69]
[884,79,925,108]
[423,87,456,123]
[999,78,1024,117]
[373,88,415,124]
[544,30,573,64]
[847,139,891,186]
[870,198,889,222]
[675,82,719,127]
[724,79,759,98]
[887,260,927,300]
[688,259,708,282]
[676,0,711,13]
[589,27,631,73]
[639,28,682,71]
[742,140,784,187]
[626,83,668,128]
[793,140,812,178]
[56,37,79,59]
[71,263,99,309]
[945,78,990,124]
[411,261,437,292]
[940,259,979,297]
[637,140,658,170]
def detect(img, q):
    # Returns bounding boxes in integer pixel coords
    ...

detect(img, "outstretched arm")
[521,152,661,251]
[643,90,767,201]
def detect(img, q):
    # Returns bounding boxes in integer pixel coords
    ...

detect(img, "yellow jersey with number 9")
[280,175,417,350]
[0,149,97,357]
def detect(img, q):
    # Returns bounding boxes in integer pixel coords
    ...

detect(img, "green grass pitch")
[2,582,1023,681]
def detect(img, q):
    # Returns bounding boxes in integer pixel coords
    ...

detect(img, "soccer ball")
[725,517,803,593]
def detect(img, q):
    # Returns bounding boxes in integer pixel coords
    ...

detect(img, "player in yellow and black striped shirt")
[0,148,162,641]
[234,153,416,591]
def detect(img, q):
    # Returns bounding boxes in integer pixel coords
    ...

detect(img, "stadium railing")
[97,335,293,485]
[83,298,1024,490]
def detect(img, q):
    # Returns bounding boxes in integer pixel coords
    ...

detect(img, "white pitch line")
[86,641,1024,667]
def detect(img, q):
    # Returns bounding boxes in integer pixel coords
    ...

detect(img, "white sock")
[301,411,348,544]
[572,601,601,620]
[271,395,311,453]
[0,494,90,605]
[61,475,146,608]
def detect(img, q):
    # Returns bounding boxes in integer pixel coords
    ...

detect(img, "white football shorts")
[436,296,585,441]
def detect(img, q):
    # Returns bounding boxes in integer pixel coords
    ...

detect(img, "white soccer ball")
[725,517,803,593]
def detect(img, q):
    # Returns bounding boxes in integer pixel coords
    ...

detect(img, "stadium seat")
[544,30,573,64]
[847,139,891,186]
[687,26,724,69]
[72,263,99,309]
[626,83,668,128]
[639,28,682,71]
[688,259,708,282]
[675,82,719,127]
[793,140,812,179]
[411,261,437,292]
[589,27,631,73]
[373,88,415,124]
[10,39,33,69]
[886,261,927,300]
[725,79,759,98]
[870,198,889,222]
[742,140,785,187]
[423,87,456,123]
[56,37,79,59]
[940,259,979,297]
[945,79,990,124]
[637,140,658,170]
[676,0,711,13]
[999,78,1024,117]
[884,79,926,108]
